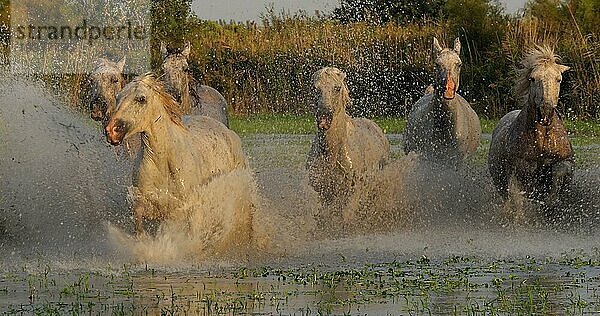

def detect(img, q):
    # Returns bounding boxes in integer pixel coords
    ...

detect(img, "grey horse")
[404,37,481,161]
[488,46,573,219]
[161,42,229,127]
[89,57,126,122]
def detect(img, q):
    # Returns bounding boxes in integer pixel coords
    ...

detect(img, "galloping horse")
[488,46,573,211]
[161,42,229,126]
[404,38,481,161]
[105,73,247,237]
[307,67,390,213]
[89,57,126,122]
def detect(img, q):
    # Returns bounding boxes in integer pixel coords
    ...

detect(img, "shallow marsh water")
[0,77,600,314]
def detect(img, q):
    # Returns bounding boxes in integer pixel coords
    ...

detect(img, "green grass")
[2,255,600,315]
[230,114,316,135]
[232,114,600,166]
[231,114,600,137]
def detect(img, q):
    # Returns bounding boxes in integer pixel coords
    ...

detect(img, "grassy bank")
[230,114,600,137]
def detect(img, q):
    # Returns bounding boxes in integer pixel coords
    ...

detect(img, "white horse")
[105,73,248,241]
[488,46,573,220]
[307,67,390,221]
[161,42,229,126]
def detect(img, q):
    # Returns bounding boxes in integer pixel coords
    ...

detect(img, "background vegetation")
[0,0,598,120]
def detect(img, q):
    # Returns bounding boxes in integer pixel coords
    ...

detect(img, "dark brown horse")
[488,46,573,218]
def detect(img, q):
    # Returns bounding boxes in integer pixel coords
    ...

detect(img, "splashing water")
[108,169,276,263]
[0,74,131,258]
[0,75,599,267]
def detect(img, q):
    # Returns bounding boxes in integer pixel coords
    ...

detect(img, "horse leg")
[547,160,574,207]
[133,202,148,238]
[505,176,526,225]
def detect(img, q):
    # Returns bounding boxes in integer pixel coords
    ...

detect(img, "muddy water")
[1,77,600,314]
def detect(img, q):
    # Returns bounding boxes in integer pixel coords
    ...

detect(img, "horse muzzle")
[90,108,105,121]
[536,104,555,126]
[90,99,107,121]
[443,76,456,100]
[105,119,128,145]
[317,112,333,130]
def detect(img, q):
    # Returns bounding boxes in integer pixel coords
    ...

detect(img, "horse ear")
[160,42,168,59]
[182,42,191,58]
[117,56,126,72]
[558,64,570,73]
[453,37,461,54]
[433,37,443,54]
[339,69,346,81]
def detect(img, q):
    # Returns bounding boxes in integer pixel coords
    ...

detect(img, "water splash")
[108,169,275,263]
[0,76,599,266]
[0,74,132,257]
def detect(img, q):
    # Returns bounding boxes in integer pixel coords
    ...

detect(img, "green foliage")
[0,0,9,59]
[150,0,192,67]
[332,0,446,24]
[6,0,598,120]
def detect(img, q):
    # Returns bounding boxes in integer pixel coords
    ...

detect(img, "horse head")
[106,73,183,145]
[160,41,191,104]
[312,67,350,130]
[433,37,462,101]
[89,57,126,122]
[524,48,570,126]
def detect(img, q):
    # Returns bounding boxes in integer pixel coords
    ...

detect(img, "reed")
[1,2,598,119]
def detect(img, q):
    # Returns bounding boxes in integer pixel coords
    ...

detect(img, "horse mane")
[513,45,563,103]
[133,73,185,127]
[313,67,351,112]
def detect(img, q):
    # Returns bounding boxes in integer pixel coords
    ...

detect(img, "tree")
[149,0,193,67]
[0,0,9,59]
[332,0,446,24]
[151,0,192,45]
[445,0,507,59]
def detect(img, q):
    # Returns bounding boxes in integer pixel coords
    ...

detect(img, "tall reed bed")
[182,14,598,119]
[1,5,598,120]
[502,17,600,118]
[186,16,442,116]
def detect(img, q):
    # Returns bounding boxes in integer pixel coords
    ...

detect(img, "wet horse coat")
[307,67,390,211]
[105,74,247,237]
[488,46,573,208]
[88,57,126,122]
[404,38,481,161]
[161,42,229,127]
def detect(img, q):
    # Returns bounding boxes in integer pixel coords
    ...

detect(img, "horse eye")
[135,95,146,104]
[112,78,119,84]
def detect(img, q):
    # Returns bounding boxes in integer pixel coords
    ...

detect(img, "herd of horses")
[89,38,574,243]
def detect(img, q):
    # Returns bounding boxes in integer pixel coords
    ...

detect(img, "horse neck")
[319,110,349,157]
[140,111,186,171]
[520,97,540,131]
[179,76,192,112]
